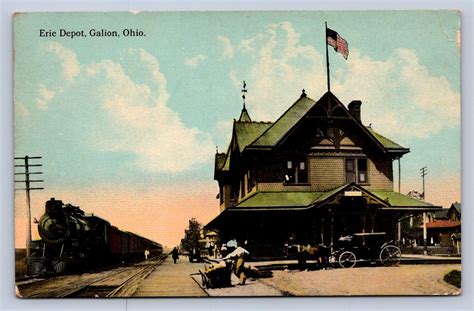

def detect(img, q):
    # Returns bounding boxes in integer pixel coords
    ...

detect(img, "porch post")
[398,221,401,243]
[330,209,334,252]
[320,217,325,245]
[423,212,428,255]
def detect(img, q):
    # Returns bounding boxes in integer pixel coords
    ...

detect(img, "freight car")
[27,198,162,275]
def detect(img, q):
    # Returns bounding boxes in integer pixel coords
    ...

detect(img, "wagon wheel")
[338,251,357,268]
[379,245,401,266]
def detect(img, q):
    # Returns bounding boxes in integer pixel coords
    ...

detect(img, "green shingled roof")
[366,127,406,150]
[215,153,227,171]
[234,186,435,211]
[235,185,355,210]
[236,191,326,209]
[370,190,433,207]
[235,121,273,152]
[221,148,230,171]
[251,96,316,147]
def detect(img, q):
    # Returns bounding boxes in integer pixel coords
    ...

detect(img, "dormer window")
[284,159,308,184]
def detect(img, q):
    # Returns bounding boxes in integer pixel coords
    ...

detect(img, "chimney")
[348,100,362,121]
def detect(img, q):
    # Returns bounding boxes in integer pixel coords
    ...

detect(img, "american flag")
[326,28,349,60]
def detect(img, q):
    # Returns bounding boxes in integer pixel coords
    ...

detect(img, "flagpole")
[325,21,331,92]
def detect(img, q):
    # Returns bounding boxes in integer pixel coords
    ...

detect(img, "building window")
[284,160,308,184]
[357,159,368,183]
[345,158,368,184]
[345,159,356,183]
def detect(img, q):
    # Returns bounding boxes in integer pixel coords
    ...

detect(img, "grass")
[444,270,461,288]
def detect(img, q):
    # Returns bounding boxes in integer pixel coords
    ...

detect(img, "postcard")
[14,11,461,297]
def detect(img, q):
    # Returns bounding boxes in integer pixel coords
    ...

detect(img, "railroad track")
[17,255,167,298]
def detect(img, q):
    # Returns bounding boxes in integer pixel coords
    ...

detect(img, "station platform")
[133,256,207,297]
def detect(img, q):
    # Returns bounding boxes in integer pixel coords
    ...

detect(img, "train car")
[28,198,163,276]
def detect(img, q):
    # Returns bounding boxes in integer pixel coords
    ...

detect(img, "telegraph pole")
[419,166,428,255]
[420,166,427,200]
[14,156,44,258]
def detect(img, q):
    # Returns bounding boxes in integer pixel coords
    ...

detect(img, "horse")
[286,243,331,270]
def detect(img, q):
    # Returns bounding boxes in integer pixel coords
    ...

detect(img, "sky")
[14,11,461,248]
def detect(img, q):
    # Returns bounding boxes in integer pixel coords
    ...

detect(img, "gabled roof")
[246,91,408,155]
[450,202,461,214]
[250,96,316,147]
[215,91,409,177]
[234,121,273,152]
[366,127,406,150]
[214,121,272,175]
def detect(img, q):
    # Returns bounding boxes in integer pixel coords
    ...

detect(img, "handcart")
[199,261,232,288]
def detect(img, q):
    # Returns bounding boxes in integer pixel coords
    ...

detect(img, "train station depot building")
[204,91,440,258]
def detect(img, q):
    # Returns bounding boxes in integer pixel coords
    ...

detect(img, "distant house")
[426,202,461,253]
[205,90,440,257]
[448,202,461,221]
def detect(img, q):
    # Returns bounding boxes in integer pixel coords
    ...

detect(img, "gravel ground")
[198,264,461,297]
[260,264,461,296]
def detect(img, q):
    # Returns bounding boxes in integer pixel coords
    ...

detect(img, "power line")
[14,155,44,258]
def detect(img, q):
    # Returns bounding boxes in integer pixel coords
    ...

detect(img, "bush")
[444,270,461,288]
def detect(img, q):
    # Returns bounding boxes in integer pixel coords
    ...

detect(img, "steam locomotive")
[27,198,163,275]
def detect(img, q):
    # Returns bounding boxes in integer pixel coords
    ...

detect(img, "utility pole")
[420,166,427,200]
[419,166,428,255]
[397,157,402,244]
[14,156,44,258]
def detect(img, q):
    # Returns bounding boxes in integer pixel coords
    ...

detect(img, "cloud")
[227,22,460,140]
[35,83,56,110]
[184,54,208,68]
[41,43,214,173]
[230,22,326,122]
[217,35,234,59]
[332,48,460,139]
[43,41,80,81]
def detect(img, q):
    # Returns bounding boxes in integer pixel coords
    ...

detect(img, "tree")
[180,218,202,253]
